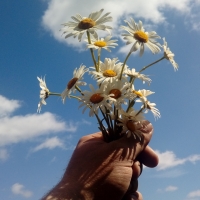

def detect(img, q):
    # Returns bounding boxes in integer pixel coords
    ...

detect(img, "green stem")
[113,106,118,133]
[75,85,82,93]
[130,77,135,85]
[135,106,145,116]
[97,49,101,72]
[108,112,114,130]
[49,92,61,96]
[68,95,81,101]
[120,51,132,80]
[126,98,136,112]
[100,108,110,128]
[139,56,165,73]
[87,31,98,71]
[95,113,109,142]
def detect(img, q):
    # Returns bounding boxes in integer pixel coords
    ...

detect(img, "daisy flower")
[61,64,88,103]
[79,84,114,117]
[143,101,161,119]
[125,68,152,85]
[121,18,161,56]
[62,9,112,41]
[37,76,50,113]
[132,89,154,104]
[90,58,127,83]
[86,35,118,55]
[163,38,178,71]
[105,80,131,109]
[117,108,145,139]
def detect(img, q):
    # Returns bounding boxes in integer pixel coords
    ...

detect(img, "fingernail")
[140,120,153,134]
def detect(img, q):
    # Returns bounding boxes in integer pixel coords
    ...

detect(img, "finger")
[137,145,159,168]
[123,188,143,200]
[124,162,143,199]
[131,191,143,200]
[131,161,142,179]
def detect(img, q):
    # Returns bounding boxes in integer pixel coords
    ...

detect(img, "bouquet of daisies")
[37,9,178,143]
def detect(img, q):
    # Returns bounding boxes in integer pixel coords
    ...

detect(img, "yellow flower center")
[133,90,143,97]
[103,70,117,77]
[78,18,96,29]
[67,77,78,89]
[134,31,148,43]
[90,93,104,104]
[94,41,107,47]
[126,120,137,132]
[109,89,121,99]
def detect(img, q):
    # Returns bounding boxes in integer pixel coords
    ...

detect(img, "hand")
[42,121,158,200]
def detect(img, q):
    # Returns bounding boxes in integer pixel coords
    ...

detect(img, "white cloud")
[41,0,199,49]
[50,156,57,163]
[155,169,186,178]
[11,183,33,198]
[165,185,178,192]
[0,95,21,117]
[157,185,178,193]
[32,136,64,152]
[187,154,200,163]
[156,150,200,170]
[187,189,200,198]
[80,119,92,125]
[185,0,200,31]
[118,43,132,54]
[0,149,9,161]
[0,95,78,147]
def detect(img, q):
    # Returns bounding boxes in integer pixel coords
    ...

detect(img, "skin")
[41,121,158,200]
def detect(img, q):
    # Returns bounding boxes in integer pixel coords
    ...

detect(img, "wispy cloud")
[32,137,65,152]
[79,119,92,126]
[41,0,200,49]
[185,0,200,31]
[155,168,186,178]
[165,185,178,192]
[0,95,78,147]
[0,149,9,161]
[157,185,178,193]
[11,183,33,198]
[187,189,200,198]
[155,150,200,170]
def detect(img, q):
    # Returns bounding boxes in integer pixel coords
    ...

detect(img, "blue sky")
[1,0,200,199]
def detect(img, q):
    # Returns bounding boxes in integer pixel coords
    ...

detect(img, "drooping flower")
[79,84,114,116]
[163,38,178,71]
[125,68,152,85]
[90,58,127,83]
[121,18,161,56]
[143,101,161,120]
[62,9,112,41]
[61,64,88,103]
[86,35,118,55]
[117,108,145,139]
[37,76,50,113]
